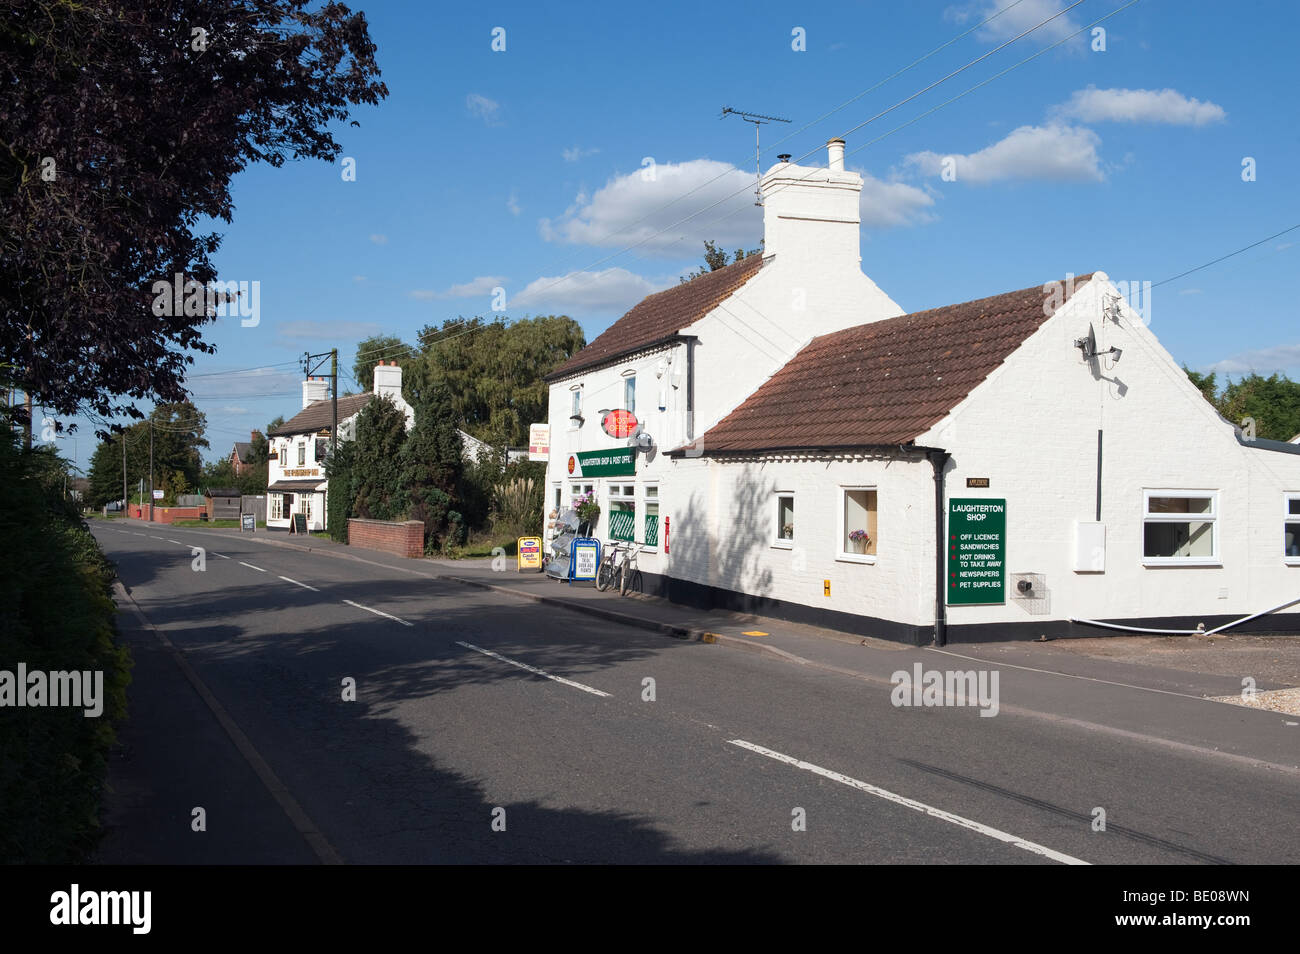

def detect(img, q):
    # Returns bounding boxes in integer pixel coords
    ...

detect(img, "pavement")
[83,518,1300,865]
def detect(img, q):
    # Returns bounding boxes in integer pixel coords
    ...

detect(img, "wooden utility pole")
[121,431,127,516]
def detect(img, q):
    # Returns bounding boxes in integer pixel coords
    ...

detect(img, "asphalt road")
[90,523,1300,864]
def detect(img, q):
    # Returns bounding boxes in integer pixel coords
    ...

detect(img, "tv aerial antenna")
[721,106,791,206]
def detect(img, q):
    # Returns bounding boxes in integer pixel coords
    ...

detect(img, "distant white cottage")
[267,361,486,532]
[544,138,1300,644]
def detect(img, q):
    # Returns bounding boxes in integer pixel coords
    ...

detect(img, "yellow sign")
[517,536,543,572]
[823,580,831,597]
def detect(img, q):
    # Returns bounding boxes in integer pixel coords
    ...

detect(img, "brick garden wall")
[127,505,205,524]
[347,518,425,558]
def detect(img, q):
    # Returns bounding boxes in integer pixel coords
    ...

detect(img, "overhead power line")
[1152,224,1300,288]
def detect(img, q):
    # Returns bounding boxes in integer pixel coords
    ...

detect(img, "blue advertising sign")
[568,537,601,583]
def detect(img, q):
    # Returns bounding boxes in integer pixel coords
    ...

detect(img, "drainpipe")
[685,339,696,443]
[928,449,950,647]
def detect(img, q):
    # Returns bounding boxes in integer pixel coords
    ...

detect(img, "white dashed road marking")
[455,641,612,698]
[239,561,267,573]
[343,599,413,627]
[280,575,320,592]
[727,739,1089,865]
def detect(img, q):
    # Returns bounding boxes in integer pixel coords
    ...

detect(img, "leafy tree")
[353,335,413,392]
[400,382,466,551]
[679,239,761,283]
[1219,373,1300,442]
[324,438,357,543]
[414,315,584,446]
[84,401,207,506]
[1184,367,1218,404]
[1,0,387,436]
[350,395,409,520]
[1184,367,1300,441]
[0,410,129,862]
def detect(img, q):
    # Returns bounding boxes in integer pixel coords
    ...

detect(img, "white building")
[267,362,415,532]
[543,139,1300,643]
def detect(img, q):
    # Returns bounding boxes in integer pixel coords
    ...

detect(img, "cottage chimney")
[302,376,328,409]
[760,137,862,268]
[827,138,845,171]
[373,360,403,404]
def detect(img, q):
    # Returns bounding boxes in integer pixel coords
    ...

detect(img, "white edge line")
[727,739,1089,866]
[455,641,611,698]
[926,647,1215,702]
[280,575,320,592]
[342,598,413,627]
[239,561,267,573]
[212,552,230,559]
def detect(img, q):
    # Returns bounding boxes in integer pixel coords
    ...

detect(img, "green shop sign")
[569,448,635,478]
[947,498,1006,605]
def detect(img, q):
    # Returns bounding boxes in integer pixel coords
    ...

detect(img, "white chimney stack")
[302,377,328,409]
[373,360,403,404]
[759,136,862,268]
[827,138,845,171]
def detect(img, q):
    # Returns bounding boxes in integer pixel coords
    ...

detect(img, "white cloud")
[352,275,367,283]
[277,320,382,340]
[217,406,250,415]
[512,268,664,315]
[562,145,600,162]
[857,171,936,227]
[507,190,521,216]
[949,0,1083,45]
[1206,343,1300,376]
[540,159,762,256]
[1178,288,1203,296]
[906,124,1104,184]
[368,233,387,245]
[466,93,501,125]
[1056,86,1226,125]
[410,276,507,301]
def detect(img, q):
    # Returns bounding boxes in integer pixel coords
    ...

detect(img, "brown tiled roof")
[692,273,1094,453]
[545,253,767,380]
[269,393,373,436]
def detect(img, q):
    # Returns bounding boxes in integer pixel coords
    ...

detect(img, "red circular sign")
[601,409,639,439]
[567,455,576,475]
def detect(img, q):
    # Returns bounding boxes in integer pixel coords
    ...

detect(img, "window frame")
[642,483,659,550]
[608,483,636,543]
[1141,489,1220,567]
[1285,493,1300,565]
[625,375,636,415]
[569,385,583,427]
[836,485,878,565]
[772,492,795,550]
[297,442,306,467]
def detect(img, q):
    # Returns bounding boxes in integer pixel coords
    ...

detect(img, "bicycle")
[595,539,642,596]
[594,539,627,592]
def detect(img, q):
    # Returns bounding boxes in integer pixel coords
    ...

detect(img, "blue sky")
[57,0,1300,471]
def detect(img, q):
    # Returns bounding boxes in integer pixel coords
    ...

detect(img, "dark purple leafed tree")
[0,0,388,435]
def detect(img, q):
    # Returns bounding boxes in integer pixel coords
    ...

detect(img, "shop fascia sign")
[567,447,635,478]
